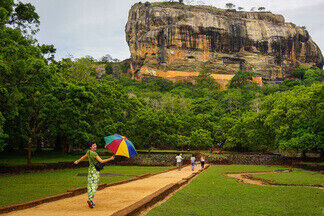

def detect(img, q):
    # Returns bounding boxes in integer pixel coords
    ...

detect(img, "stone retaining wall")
[1,153,322,174]
[0,161,89,174]
[207,154,295,165]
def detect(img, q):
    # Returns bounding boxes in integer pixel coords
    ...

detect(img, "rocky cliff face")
[125,3,323,86]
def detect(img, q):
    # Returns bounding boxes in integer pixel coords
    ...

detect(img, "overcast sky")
[23,0,324,61]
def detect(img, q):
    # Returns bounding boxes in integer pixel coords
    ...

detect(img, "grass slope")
[252,168,324,185]
[0,166,172,207]
[147,165,323,216]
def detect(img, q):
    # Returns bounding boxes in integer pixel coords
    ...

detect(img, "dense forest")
[0,1,323,165]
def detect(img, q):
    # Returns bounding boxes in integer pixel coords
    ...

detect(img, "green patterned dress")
[87,150,100,201]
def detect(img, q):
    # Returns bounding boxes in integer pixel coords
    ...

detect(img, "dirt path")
[223,169,323,189]
[4,166,202,216]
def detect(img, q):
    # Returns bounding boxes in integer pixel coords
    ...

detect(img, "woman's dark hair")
[89,141,96,148]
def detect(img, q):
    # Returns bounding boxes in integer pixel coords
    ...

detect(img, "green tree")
[45,80,95,154]
[229,70,256,89]
[58,57,96,83]
[304,67,324,85]
[38,44,56,64]
[190,129,213,149]
[0,0,14,24]
[161,94,191,114]
[0,112,7,151]
[174,134,190,151]
[119,61,130,76]
[262,83,323,156]
[191,98,217,115]
[84,55,95,62]
[225,3,235,9]
[258,7,266,11]
[221,89,246,113]
[291,66,308,80]
[0,1,56,160]
[143,77,175,92]
[225,112,275,151]
[279,79,302,91]
[8,1,40,36]
[100,54,119,63]
[128,108,163,150]
[195,69,220,91]
[105,62,113,75]
[144,1,151,7]
[214,116,237,148]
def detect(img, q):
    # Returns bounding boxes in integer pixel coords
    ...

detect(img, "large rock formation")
[125,2,323,87]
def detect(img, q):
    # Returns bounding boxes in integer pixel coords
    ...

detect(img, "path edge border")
[0,166,188,214]
[110,164,211,216]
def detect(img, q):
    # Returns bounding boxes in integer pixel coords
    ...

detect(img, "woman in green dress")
[74,142,115,208]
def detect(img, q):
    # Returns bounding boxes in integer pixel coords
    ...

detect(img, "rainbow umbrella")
[104,134,137,158]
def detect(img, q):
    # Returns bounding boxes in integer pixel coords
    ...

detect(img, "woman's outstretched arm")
[74,154,88,164]
[95,155,115,163]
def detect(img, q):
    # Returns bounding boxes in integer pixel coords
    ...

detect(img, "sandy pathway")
[4,165,201,216]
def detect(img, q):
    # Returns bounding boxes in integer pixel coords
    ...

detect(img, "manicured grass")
[147,165,323,216]
[252,168,324,185]
[0,166,172,207]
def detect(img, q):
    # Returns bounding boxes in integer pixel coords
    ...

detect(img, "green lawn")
[252,168,324,186]
[0,166,172,207]
[147,165,324,216]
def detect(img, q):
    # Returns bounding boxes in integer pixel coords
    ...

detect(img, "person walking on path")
[74,142,115,208]
[190,154,195,171]
[200,155,205,169]
[176,153,183,171]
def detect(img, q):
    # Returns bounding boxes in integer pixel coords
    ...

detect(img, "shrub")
[105,62,113,75]
[144,1,151,7]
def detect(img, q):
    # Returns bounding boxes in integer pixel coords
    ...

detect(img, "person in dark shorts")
[200,155,205,168]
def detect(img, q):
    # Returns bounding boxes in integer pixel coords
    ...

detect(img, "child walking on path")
[74,142,115,208]
[176,153,183,171]
[190,154,195,171]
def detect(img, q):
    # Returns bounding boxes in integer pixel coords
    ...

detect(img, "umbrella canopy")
[104,134,137,158]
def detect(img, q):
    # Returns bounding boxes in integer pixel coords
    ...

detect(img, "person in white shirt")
[176,153,183,171]
[190,154,195,171]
